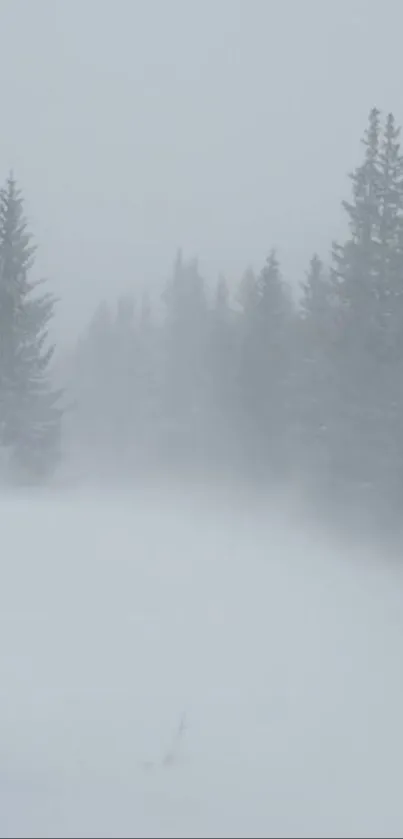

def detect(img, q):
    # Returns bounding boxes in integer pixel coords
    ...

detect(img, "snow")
[1,486,403,838]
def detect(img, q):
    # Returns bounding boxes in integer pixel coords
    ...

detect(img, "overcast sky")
[0,0,401,340]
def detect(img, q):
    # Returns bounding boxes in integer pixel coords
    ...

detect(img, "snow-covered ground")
[1,485,403,838]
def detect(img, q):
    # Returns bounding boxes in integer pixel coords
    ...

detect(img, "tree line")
[2,109,403,526]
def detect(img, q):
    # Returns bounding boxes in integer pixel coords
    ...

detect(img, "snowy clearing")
[1,487,403,838]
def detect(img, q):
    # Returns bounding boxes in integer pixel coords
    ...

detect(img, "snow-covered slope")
[1,487,403,838]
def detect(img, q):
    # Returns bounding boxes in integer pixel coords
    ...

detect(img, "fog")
[2,1,403,836]
[0,0,402,337]
[2,487,403,839]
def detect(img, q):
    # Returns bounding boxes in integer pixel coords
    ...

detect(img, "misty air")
[1,1,403,837]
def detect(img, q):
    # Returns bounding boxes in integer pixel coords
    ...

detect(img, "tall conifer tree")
[0,174,62,482]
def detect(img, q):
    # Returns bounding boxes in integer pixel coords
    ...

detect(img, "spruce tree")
[329,109,403,505]
[301,254,334,325]
[331,107,381,335]
[68,301,114,469]
[0,174,62,482]
[238,249,294,480]
[73,297,137,465]
[161,250,208,463]
[237,267,258,314]
[375,112,403,505]
[131,291,159,469]
[206,276,237,470]
[376,112,403,360]
[297,255,338,483]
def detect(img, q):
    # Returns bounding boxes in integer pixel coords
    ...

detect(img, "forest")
[1,108,402,532]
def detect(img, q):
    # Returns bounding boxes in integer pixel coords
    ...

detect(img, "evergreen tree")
[297,254,338,483]
[237,266,258,314]
[71,293,159,477]
[333,109,403,357]
[160,250,208,470]
[238,249,294,479]
[132,291,159,470]
[0,174,62,482]
[329,109,403,505]
[205,276,238,471]
[374,112,403,504]
[67,300,115,464]
[112,294,139,458]
[301,254,333,324]
[331,107,381,334]
[376,112,403,360]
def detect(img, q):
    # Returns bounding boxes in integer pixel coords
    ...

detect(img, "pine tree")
[69,301,114,467]
[297,255,338,483]
[132,291,159,470]
[301,254,333,325]
[331,107,381,336]
[205,276,237,471]
[329,109,403,506]
[374,113,403,506]
[376,112,403,360]
[256,250,292,325]
[0,174,62,482]
[237,266,258,314]
[238,249,294,480]
[333,109,403,358]
[160,250,208,470]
